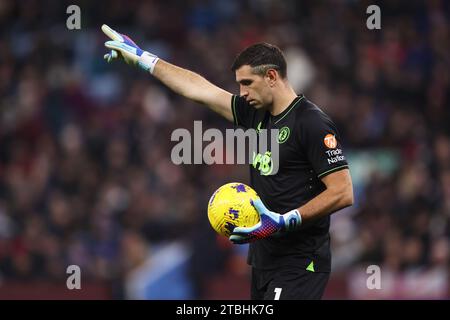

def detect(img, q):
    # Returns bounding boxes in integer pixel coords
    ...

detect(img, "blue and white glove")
[101,24,159,73]
[229,198,302,244]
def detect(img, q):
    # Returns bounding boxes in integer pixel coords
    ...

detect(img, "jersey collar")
[270,95,305,125]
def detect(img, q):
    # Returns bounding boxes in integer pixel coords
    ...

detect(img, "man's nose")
[240,86,248,97]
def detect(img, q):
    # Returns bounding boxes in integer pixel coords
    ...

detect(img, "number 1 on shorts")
[274,287,282,300]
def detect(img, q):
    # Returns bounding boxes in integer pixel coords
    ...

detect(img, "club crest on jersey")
[324,134,337,149]
[277,127,290,144]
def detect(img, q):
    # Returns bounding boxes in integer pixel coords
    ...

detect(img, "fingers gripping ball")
[207,183,260,237]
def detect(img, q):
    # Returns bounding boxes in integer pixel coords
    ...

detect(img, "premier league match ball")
[207,182,260,237]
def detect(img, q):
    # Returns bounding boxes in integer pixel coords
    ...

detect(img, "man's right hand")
[102,24,159,73]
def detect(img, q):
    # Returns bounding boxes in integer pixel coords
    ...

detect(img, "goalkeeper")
[102,25,353,300]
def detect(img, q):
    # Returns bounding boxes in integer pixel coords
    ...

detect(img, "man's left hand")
[229,198,302,244]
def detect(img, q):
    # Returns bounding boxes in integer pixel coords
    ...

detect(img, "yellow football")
[207,182,260,237]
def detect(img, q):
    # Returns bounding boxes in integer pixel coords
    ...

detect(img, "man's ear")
[266,69,278,87]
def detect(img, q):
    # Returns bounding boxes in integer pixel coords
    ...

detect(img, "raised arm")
[152,60,233,121]
[102,25,233,122]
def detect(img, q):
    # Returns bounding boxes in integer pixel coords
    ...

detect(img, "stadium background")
[0,0,449,299]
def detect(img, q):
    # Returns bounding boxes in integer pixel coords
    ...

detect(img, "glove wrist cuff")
[283,209,302,232]
[138,52,159,74]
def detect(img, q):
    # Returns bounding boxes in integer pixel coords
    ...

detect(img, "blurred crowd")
[0,0,449,299]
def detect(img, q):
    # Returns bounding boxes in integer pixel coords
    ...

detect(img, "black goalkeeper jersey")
[231,94,349,272]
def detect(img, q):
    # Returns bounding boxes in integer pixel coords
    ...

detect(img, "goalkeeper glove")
[101,24,159,73]
[229,198,302,244]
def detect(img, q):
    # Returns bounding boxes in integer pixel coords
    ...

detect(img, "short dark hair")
[231,43,287,78]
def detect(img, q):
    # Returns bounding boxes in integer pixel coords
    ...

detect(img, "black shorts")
[251,265,330,300]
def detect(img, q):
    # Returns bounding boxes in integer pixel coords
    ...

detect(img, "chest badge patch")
[277,127,290,144]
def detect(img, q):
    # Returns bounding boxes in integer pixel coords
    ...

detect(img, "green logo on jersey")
[277,127,290,144]
[256,121,262,134]
[306,261,315,272]
[252,151,273,176]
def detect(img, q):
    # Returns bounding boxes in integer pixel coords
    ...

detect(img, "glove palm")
[101,24,159,73]
[229,198,302,244]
